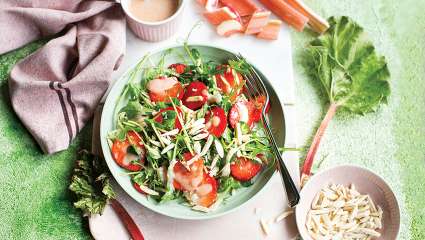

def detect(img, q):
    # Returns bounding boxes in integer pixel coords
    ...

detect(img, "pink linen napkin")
[0,0,126,154]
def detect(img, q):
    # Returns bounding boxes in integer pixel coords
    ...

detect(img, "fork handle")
[263,116,300,207]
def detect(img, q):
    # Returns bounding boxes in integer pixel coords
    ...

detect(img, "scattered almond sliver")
[306,184,383,240]
[275,209,294,222]
[260,218,270,236]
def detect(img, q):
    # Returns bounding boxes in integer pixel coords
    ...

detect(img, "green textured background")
[0,0,423,239]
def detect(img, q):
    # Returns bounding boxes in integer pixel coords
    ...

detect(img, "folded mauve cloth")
[0,0,126,154]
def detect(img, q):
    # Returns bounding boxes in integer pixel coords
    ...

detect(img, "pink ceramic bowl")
[295,165,400,240]
[119,0,187,42]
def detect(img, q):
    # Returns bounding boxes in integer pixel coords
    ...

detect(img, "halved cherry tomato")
[205,106,227,137]
[228,100,255,129]
[147,77,184,102]
[182,81,208,110]
[230,157,262,181]
[192,172,218,207]
[154,106,184,130]
[251,95,270,122]
[168,63,187,74]
[133,182,146,194]
[111,131,145,171]
[173,153,204,191]
[215,65,244,100]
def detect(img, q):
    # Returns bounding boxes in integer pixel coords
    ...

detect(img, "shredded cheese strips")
[306,184,383,240]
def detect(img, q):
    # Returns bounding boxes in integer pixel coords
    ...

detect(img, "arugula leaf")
[218,176,242,194]
[228,58,250,75]
[159,110,177,130]
[120,101,143,119]
[69,150,115,216]
[301,16,391,177]
[307,16,390,114]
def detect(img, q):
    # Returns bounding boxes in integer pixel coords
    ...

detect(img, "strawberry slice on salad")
[182,81,208,110]
[192,172,218,207]
[251,95,270,122]
[153,106,184,130]
[147,76,184,102]
[215,65,244,99]
[111,131,145,172]
[228,100,255,128]
[168,63,187,74]
[133,182,146,194]
[205,106,227,137]
[230,157,262,181]
[173,153,204,191]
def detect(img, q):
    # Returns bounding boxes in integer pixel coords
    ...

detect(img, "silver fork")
[236,54,300,207]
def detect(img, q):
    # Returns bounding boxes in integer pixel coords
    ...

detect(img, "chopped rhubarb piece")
[216,20,243,37]
[258,0,308,31]
[196,0,219,11]
[257,20,282,40]
[220,0,259,17]
[203,7,237,25]
[245,11,271,35]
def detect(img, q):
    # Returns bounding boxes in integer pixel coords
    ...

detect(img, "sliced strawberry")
[147,77,184,102]
[215,65,244,100]
[173,153,204,191]
[168,63,187,74]
[182,81,208,110]
[205,106,227,137]
[192,172,218,207]
[228,100,255,129]
[133,182,146,194]
[251,95,271,122]
[230,157,262,181]
[154,106,184,130]
[111,131,145,171]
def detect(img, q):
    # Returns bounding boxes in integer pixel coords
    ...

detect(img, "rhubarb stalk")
[301,17,391,186]
[286,0,330,34]
[301,103,338,180]
[111,199,145,240]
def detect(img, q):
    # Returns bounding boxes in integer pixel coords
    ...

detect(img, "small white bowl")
[119,0,187,42]
[295,165,400,240]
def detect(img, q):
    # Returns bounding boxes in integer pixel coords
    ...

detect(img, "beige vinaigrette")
[129,0,179,22]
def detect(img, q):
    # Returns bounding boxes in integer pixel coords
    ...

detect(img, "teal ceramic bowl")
[100,44,286,220]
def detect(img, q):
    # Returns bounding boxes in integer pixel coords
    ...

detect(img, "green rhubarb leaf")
[307,16,391,115]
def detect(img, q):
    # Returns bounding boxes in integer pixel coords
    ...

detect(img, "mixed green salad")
[107,45,272,212]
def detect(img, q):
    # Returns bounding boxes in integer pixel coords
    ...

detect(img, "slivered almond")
[275,210,294,222]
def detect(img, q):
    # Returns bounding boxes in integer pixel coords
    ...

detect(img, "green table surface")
[0,0,424,239]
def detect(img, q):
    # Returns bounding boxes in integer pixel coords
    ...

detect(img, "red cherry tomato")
[182,81,208,110]
[111,131,145,171]
[147,77,184,102]
[228,100,255,129]
[230,157,262,181]
[168,63,187,74]
[154,106,184,130]
[173,153,204,191]
[205,106,227,137]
